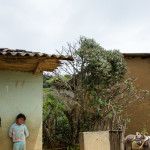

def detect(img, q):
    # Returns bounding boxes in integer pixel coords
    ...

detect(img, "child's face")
[17,118,24,125]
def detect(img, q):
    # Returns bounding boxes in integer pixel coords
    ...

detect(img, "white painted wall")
[0,70,43,150]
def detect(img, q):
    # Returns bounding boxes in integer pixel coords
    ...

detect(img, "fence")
[109,130,124,150]
[44,119,126,150]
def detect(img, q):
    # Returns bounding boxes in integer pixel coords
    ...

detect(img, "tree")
[45,36,149,148]
[43,93,72,149]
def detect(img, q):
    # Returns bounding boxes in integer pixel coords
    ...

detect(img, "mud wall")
[123,57,150,135]
[79,131,110,150]
[0,70,43,150]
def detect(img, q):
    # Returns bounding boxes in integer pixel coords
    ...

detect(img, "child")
[9,113,29,150]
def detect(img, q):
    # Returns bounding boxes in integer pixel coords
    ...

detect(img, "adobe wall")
[0,70,43,150]
[123,57,150,135]
[79,131,110,150]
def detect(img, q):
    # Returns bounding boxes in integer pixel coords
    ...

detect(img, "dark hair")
[16,113,26,121]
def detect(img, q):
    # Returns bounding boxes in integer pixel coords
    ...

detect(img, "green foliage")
[141,127,147,134]
[43,74,51,88]
[43,74,71,88]
[126,118,131,124]
[50,36,128,147]
[74,36,127,119]
[43,36,149,149]
[77,36,127,89]
[43,93,72,147]
[67,145,79,150]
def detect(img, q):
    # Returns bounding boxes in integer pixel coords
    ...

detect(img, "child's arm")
[24,125,29,138]
[9,125,13,138]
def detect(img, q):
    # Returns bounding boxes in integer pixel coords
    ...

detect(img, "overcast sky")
[0,0,150,54]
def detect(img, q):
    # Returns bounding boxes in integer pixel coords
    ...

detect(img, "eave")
[123,53,150,59]
[0,50,73,75]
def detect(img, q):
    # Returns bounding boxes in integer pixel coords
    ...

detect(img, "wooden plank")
[34,61,44,75]
[109,130,124,150]
[0,58,59,64]
[0,63,59,72]
[0,55,63,61]
[0,55,62,73]
[0,63,36,69]
[0,68,34,72]
[0,59,60,68]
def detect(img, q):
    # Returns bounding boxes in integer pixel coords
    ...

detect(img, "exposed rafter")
[0,49,73,74]
[34,61,44,75]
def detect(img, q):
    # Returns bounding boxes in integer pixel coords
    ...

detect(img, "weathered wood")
[0,58,59,63]
[0,55,66,61]
[0,55,62,73]
[34,61,44,75]
[109,130,124,150]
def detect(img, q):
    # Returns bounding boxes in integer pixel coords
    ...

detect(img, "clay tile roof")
[0,48,73,75]
[0,48,73,60]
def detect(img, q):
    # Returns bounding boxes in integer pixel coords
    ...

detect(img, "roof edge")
[123,53,150,58]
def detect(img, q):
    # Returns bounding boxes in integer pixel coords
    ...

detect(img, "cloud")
[0,0,150,53]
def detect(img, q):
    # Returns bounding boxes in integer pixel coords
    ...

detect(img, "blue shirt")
[9,123,29,142]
